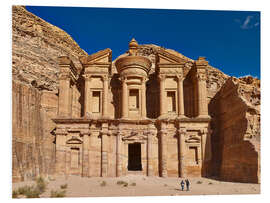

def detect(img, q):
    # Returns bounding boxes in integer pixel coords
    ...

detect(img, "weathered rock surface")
[209,77,260,183]
[12,6,260,183]
[12,5,86,182]
[12,5,87,91]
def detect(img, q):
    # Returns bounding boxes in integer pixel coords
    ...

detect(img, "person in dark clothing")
[185,179,190,191]
[180,180,185,191]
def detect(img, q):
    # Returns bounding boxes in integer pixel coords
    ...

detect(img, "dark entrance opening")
[128,143,142,171]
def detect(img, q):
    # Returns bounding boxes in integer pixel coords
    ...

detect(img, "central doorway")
[128,143,142,171]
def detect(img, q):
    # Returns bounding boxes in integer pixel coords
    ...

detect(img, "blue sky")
[26,6,260,78]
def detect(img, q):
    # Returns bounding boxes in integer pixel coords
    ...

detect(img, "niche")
[92,91,101,113]
[129,89,139,110]
[167,91,176,112]
[70,148,80,168]
[188,146,199,165]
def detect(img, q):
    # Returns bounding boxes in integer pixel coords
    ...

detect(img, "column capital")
[159,129,167,135]
[100,129,110,136]
[80,129,91,136]
[178,127,187,135]
[101,75,109,81]
[199,128,208,135]
[55,128,68,135]
[196,72,207,81]
[144,130,155,136]
[176,74,184,81]
[59,73,70,80]
[120,75,127,82]
[83,74,92,81]
[117,131,124,136]
[158,74,166,82]
[141,77,149,83]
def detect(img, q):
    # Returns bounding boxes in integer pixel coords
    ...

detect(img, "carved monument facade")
[53,39,212,178]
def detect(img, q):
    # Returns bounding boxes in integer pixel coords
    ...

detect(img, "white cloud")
[254,22,260,27]
[241,15,253,29]
[235,15,259,30]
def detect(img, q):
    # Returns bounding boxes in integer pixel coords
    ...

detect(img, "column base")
[161,172,168,178]
[84,113,94,118]
[178,115,188,119]
[196,115,211,119]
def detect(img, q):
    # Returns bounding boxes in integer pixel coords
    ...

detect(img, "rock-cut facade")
[54,38,212,178]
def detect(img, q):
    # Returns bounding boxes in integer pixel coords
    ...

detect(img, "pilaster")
[178,127,186,177]
[158,75,166,116]
[159,124,168,177]
[101,124,109,177]
[121,76,128,118]
[177,74,185,118]
[81,129,91,177]
[141,77,147,118]
[147,130,155,176]
[195,57,209,118]
[58,73,71,117]
[116,131,123,177]
[55,129,67,177]
[102,75,109,117]
[83,74,92,117]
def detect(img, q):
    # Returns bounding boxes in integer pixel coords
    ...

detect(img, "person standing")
[185,179,190,191]
[180,180,185,191]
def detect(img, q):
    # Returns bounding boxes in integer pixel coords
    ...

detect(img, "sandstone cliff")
[209,76,260,183]
[12,5,87,91]
[12,5,86,182]
[12,6,260,183]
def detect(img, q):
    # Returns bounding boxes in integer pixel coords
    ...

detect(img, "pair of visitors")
[180,179,190,191]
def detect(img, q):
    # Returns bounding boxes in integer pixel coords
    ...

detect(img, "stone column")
[197,73,208,117]
[177,74,185,118]
[159,128,168,177]
[206,128,212,161]
[123,143,128,175]
[141,77,147,118]
[195,57,209,117]
[102,75,109,117]
[147,131,154,176]
[116,132,122,177]
[121,76,128,118]
[83,74,92,117]
[178,128,186,177]
[55,129,67,177]
[58,74,71,117]
[158,75,166,116]
[82,130,90,177]
[101,125,109,177]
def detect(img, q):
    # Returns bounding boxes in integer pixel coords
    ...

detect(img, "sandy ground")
[12,175,260,198]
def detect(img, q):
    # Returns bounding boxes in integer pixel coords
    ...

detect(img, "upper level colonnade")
[57,38,210,120]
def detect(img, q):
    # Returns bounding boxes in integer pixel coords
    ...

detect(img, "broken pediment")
[66,136,83,144]
[156,49,185,64]
[79,48,112,65]
[186,135,201,143]
[122,131,147,141]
